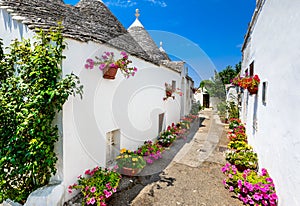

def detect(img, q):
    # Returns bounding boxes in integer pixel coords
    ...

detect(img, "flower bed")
[221,118,278,205]
[69,114,199,205]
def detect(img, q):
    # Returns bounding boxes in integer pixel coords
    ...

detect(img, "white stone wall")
[1,9,186,204]
[241,1,300,205]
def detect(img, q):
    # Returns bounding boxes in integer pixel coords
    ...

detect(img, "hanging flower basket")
[84,51,138,80]
[247,86,258,95]
[103,65,118,79]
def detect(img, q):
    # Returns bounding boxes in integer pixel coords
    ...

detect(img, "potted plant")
[116,148,146,176]
[157,130,177,147]
[85,51,138,79]
[163,82,183,100]
[136,140,164,164]
[231,75,260,95]
[68,166,121,206]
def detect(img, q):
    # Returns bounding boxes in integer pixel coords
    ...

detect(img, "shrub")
[225,149,258,171]
[0,24,83,203]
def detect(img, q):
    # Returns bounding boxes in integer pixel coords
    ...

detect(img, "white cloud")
[104,0,137,8]
[104,0,167,8]
[145,0,167,7]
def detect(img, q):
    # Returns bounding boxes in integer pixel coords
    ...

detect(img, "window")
[262,81,268,105]
[172,80,176,91]
[249,61,254,77]
[158,113,165,133]
[106,130,120,167]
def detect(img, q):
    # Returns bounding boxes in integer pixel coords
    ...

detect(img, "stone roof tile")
[0,0,151,61]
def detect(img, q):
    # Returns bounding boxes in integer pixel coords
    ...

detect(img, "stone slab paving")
[130,109,243,206]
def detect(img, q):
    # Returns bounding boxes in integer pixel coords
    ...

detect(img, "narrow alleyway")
[129,109,243,206]
[68,109,243,206]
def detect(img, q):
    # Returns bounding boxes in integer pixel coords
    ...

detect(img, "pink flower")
[229,186,234,191]
[90,197,96,205]
[109,63,117,68]
[112,188,117,193]
[85,186,89,191]
[99,63,106,70]
[90,186,96,193]
[121,51,128,58]
[68,189,72,193]
[131,72,135,76]
[133,67,138,72]
[100,202,107,206]
[104,189,112,198]
[85,169,91,175]
[106,183,112,190]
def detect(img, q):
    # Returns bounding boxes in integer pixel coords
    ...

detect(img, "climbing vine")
[0,25,83,203]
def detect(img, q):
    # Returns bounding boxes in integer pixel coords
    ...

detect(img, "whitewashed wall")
[241,1,300,205]
[1,9,185,204]
[62,39,183,200]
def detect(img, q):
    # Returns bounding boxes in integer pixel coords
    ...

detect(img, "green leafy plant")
[69,166,121,206]
[0,24,83,203]
[227,101,239,119]
[228,140,252,151]
[225,149,258,171]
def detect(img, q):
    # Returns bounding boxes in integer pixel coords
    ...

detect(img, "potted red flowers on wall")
[85,51,138,79]
[231,74,260,95]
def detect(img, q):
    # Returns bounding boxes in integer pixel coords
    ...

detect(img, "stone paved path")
[130,109,243,206]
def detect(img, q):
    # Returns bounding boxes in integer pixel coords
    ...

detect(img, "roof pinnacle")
[135,8,140,19]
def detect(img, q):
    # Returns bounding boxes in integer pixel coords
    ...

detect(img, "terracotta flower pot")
[103,66,118,79]
[121,167,142,176]
[247,86,258,95]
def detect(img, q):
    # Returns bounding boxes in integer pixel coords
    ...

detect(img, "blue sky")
[64,0,255,82]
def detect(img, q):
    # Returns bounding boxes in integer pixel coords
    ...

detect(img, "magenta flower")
[100,202,107,206]
[99,63,106,70]
[85,169,91,175]
[113,188,117,193]
[85,186,89,191]
[109,63,117,68]
[133,67,138,72]
[261,168,267,176]
[90,197,95,205]
[104,189,112,198]
[106,183,112,190]
[90,186,96,193]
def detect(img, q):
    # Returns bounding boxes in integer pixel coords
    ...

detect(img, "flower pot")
[247,86,258,95]
[121,167,142,176]
[103,66,118,79]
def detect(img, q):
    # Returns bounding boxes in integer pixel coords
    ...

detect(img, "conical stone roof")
[0,0,151,61]
[128,9,169,63]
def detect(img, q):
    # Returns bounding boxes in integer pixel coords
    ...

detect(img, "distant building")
[241,0,300,205]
